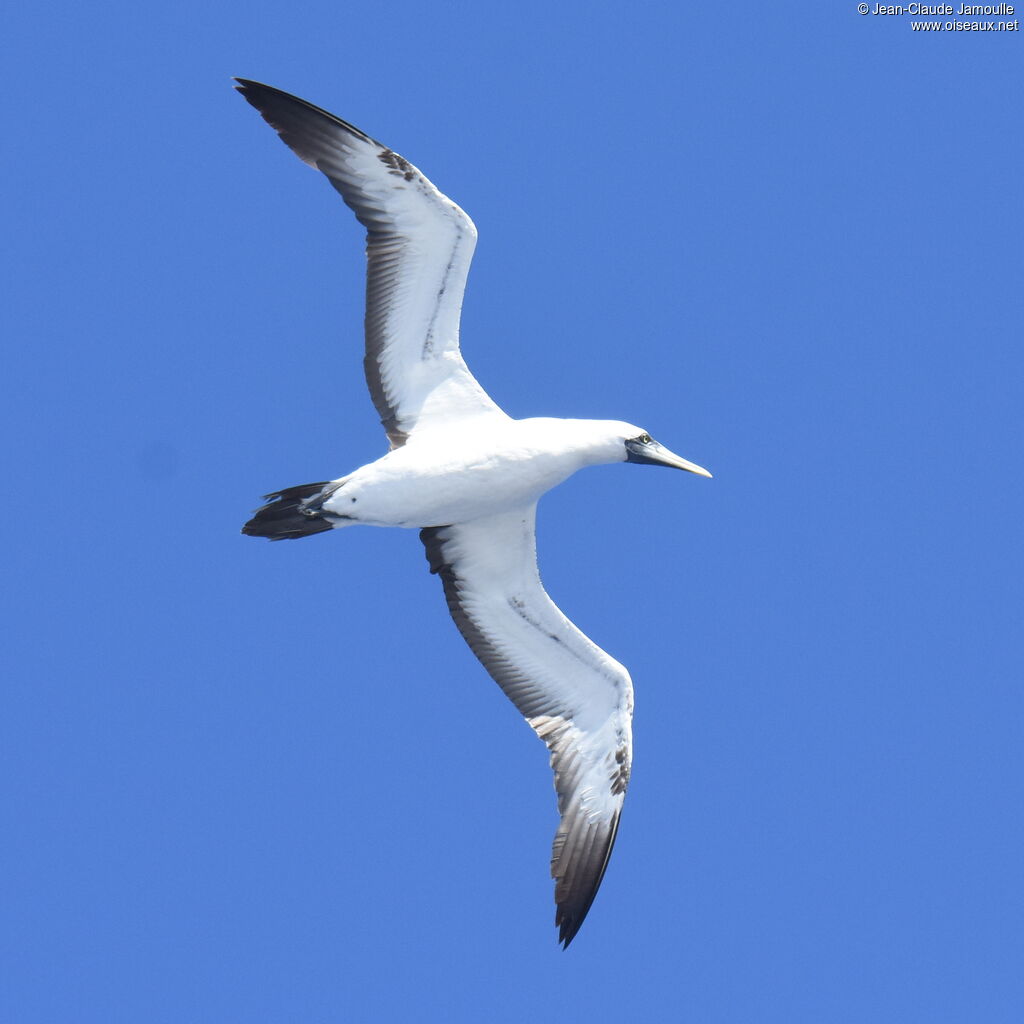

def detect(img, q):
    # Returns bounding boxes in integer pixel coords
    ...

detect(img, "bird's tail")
[242,481,345,540]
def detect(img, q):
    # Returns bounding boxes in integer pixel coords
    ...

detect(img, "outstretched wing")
[235,79,508,447]
[421,506,634,947]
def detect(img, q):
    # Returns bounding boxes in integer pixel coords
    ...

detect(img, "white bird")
[235,79,711,947]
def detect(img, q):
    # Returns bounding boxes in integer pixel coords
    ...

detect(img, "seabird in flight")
[235,79,711,947]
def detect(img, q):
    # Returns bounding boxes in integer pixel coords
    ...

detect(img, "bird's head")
[612,422,712,477]
[540,418,712,477]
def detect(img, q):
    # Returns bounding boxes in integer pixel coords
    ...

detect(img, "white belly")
[321,419,593,528]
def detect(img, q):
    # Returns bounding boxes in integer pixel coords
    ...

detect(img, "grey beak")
[625,438,712,477]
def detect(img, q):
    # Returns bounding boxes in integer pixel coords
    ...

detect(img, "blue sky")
[3,2,1023,1021]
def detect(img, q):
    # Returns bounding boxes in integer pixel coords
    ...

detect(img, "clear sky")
[3,2,1022,1021]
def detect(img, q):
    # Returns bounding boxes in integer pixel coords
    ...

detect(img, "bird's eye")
[638,433,652,444]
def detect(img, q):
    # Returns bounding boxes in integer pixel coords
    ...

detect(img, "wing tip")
[232,77,269,104]
[554,890,599,950]
[557,913,585,950]
[231,77,377,148]
[551,808,623,949]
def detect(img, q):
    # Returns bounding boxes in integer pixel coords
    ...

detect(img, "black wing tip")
[232,78,273,108]
[232,78,296,122]
[233,78,281,105]
[231,78,376,146]
[233,77,282,96]
[551,811,623,949]
[557,914,585,950]
[555,889,601,949]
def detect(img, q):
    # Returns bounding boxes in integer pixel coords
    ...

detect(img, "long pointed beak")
[625,438,713,477]
[653,446,713,477]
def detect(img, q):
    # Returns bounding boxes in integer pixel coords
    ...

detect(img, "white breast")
[324,419,600,527]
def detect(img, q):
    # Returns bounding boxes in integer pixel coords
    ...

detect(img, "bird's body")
[305,417,647,529]
[235,79,710,947]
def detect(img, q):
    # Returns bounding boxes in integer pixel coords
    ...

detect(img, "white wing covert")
[235,79,507,447]
[421,506,634,947]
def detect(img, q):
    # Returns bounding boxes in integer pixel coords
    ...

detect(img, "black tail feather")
[242,481,336,540]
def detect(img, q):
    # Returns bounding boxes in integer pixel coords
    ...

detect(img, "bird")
[234,79,711,947]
